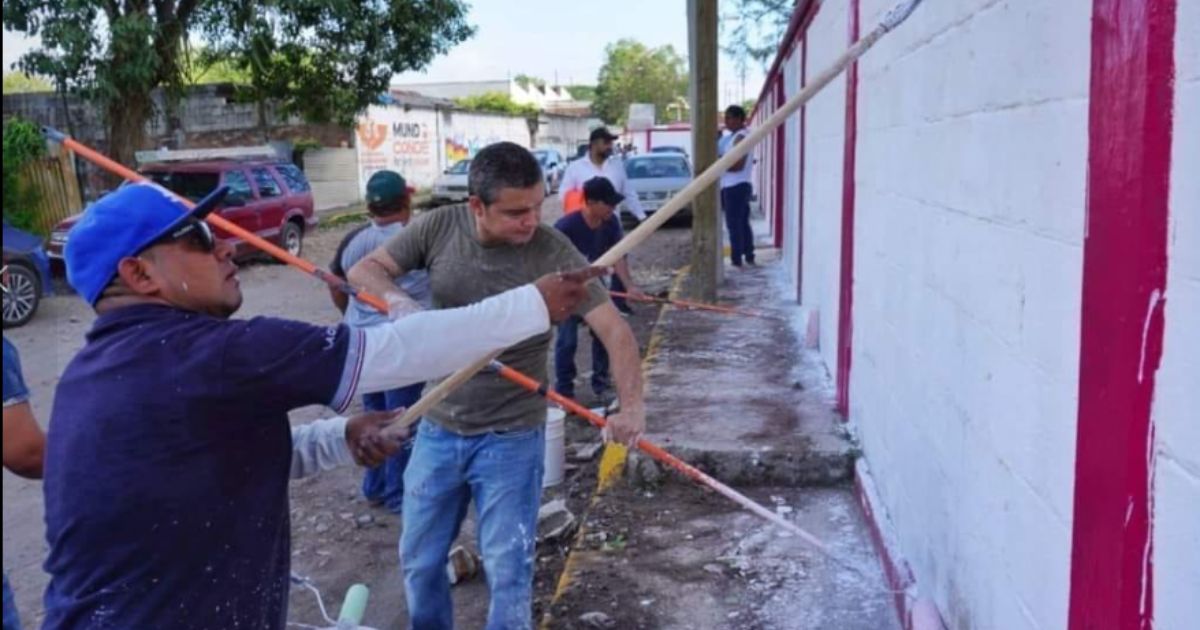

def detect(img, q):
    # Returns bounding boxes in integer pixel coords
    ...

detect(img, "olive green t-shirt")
[384,204,609,434]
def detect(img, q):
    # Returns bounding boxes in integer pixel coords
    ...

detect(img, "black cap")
[582,177,624,207]
[589,127,619,143]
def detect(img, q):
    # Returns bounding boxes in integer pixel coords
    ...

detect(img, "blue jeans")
[401,421,545,630]
[361,383,423,514]
[553,315,610,399]
[721,182,755,265]
[3,575,20,630]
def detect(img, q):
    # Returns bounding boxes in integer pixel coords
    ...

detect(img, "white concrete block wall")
[782,46,802,295]
[1153,1,1200,627]
[849,1,1092,628]
[800,0,849,372]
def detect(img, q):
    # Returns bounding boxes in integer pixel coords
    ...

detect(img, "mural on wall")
[444,134,504,164]
[355,106,439,191]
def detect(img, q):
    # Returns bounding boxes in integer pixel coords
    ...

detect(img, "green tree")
[721,0,793,76]
[2,71,52,94]
[2,118,47,233]
[593,39,687,125]
[565,84,596,102]
[4,1,475,167]
[454,92,538,117]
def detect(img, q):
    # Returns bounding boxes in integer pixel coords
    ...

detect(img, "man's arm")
[289,410,406,479]
[615,166,648,222]
[613,258,646,300]
[558,161,580,203]
[3,401,45,479]
[347,247,422,318]
[583,302,645,445]
[728,132,749,172]
[350,268,607,399]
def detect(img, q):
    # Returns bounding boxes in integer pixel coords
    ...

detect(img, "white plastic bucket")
[543,407,567,488]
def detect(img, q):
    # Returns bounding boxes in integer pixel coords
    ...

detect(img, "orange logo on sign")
[357,121,388,151]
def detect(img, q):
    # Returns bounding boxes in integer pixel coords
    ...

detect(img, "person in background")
[331,169,431,514]
[559,127,646,313]
[553,177,648,405]
[718,105,756,267]
[3,336,45,630]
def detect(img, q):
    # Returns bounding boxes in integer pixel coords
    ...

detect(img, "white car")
[432,159,471,204]
[624,154,693,226]
[532,149,565,194]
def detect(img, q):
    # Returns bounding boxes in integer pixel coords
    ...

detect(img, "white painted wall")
[782,45,802,296]
[848,1,1092,628]
[1153,1,1200,628]
[800,0,848,373]
[355,105,592,191]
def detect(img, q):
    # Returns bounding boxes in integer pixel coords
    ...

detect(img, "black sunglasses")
[144,218,216,253]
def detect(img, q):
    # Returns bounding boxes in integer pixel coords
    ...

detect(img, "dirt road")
[1,198,691,627]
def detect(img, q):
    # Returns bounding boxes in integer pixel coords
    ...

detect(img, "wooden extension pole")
[382,0,925,439]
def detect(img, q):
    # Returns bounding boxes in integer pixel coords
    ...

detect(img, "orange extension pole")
[487,359,838,553]
[609,290,776,319]
[41,127,389,314]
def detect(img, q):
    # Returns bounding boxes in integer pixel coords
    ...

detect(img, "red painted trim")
[748,0,816,121]
[644,129,652,151]
[854,461,947,630]
[835,0,859,416]
[773,79,786,249]
[1068,1,1175,628]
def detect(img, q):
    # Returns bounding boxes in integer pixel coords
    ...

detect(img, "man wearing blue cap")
[41,181,604,629]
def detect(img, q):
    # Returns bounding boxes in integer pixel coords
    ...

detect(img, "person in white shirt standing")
[559,127,647,224]
[559,127,647,313]
[718,105,756,267]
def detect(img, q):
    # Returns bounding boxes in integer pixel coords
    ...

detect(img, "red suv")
[48,159,317,264]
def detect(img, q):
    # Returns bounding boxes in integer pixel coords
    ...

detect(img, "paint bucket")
[544,407,567,488]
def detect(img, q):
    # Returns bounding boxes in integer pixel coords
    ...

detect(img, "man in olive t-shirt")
[349,142,645,629]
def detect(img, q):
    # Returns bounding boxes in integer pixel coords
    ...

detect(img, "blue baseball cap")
[65,182,229,305]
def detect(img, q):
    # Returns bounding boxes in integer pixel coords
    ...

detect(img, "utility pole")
[687,0,721,301]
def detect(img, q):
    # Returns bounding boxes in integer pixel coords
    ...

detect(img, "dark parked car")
[3,220,54,328]
[48,159,317,264]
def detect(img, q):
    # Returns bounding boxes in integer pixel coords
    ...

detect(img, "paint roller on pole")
[383,0,925,438]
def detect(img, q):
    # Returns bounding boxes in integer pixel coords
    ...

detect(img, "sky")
[3,0,772,108]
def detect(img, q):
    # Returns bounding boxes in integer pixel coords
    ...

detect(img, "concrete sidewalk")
[543,237,900,629]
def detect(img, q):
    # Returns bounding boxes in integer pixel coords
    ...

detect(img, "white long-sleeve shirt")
[288,283,550,477]
[559,156,647,221]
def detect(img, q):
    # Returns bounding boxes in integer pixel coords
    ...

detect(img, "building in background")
[391,78,588,113]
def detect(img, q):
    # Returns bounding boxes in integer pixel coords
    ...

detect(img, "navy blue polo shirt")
[42,304,363,630]
[553,212,624,263]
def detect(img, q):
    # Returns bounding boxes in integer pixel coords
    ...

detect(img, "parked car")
[431,159,471,205]
[3,220,54,328]
[649,145,690,162]
[624,154,693,227]
[532,149,565,194]
[568,143,589,162]
[48,159,317,264]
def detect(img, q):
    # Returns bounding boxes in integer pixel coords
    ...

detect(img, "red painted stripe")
[773,79,786,249]
[1068,1,1175,628]
[836,0,860,416]
[644,129,652,151]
